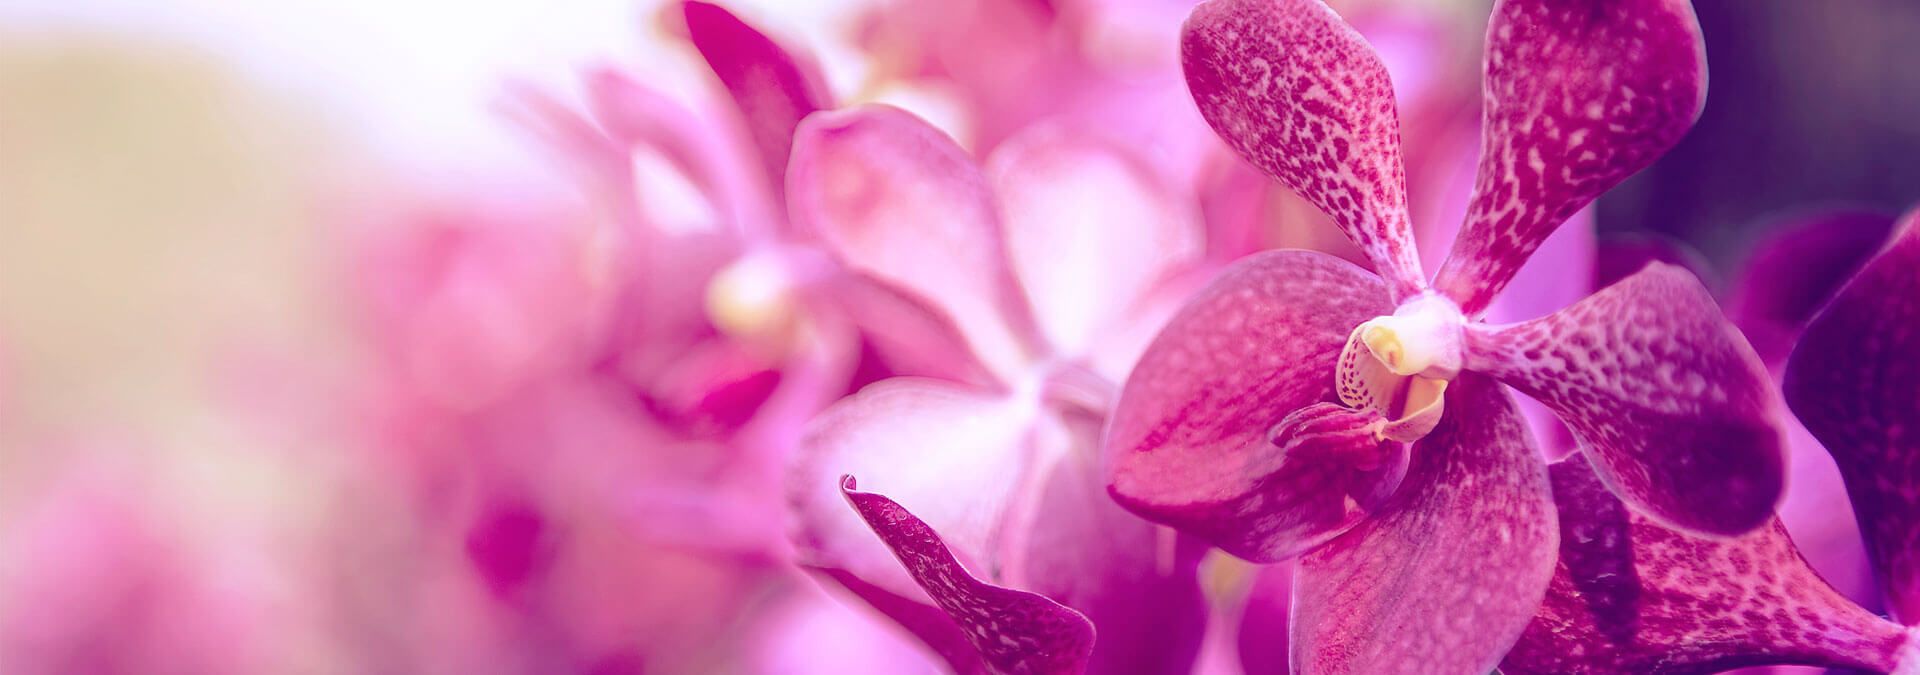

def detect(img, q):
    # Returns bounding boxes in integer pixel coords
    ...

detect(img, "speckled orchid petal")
[791,378,1044,602]
[841,477,1096,675]
[1104,250,1402,563]
[1434,0,1707,316]
[1181,0,1425,300]
[1502,459,1914,674]
[1464,263,1784,537]
[1292,375,1557,675]
[680,1,828,206]
[788,105,1038,384]
[986,125,1203,359]
[1785,215,1920,624]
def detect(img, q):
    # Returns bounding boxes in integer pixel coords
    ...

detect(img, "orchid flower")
[1104,0,1789,670]
[788,104,1211,674]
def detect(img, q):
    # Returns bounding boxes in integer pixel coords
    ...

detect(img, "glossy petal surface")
[1465,263,1783,537]
[1181,0,1424,299]
[1785,216,1920,623]
[1104,250,1397,562]
[788,105,1036,383]
[681,0,828,204]
[1435,0,1707,316]
[842,477,1096,675]
[1292,375,1557,675]
[791,378,1041,600]
[1503,459,1911,674]
[987,125,1202,359]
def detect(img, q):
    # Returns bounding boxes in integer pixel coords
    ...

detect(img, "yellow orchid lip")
[1336,294,1465,443]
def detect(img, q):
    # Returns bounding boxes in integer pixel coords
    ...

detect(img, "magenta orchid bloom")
[1105,0,1788,670]
[788,104,1211,675]
[1787,211,1920,629]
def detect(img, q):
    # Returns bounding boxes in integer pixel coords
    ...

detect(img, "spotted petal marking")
[680,0,829,208]
[1503,458,1913,674]
[1181,0,1425,300]
[841,476,1096,675]
[1464,263,1784,537]
[1435,0,1707,316]
[1291,374,1558,675]
[1785,214,1920,624]
[1103,250,1400,563]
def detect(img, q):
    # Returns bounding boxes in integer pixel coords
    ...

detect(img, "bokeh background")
[2,0,1917,672]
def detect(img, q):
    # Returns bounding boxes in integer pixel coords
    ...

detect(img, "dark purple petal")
[1464,262,1785,537]
[679,1,829,205]
[1593,232,1713,290]
[1235,563,1294,675]
[1434,0,1707,316]
[1730,209,1896,367]
[1104,250,1399,562]
[1502,458,1913,674]
[1292,374,1558,674]
[1785,215,1920,624]
[1181,0,1425,299]
[841,476,1096,675]
[788,105,1039,383]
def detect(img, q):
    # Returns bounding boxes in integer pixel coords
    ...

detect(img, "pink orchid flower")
[1103,0,1789,671]
[788,104,1211,674]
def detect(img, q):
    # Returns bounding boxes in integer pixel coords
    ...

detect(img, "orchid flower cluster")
[243,0,1920,672]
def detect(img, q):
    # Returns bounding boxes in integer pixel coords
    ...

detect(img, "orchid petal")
[791,378,1043,601]
[1434,0,1707,316]
[680,1,829,206]
[1593,231,1713,290]
[1464,262,1784,536]
[841,476,1096,675]
[582,67,772,234]
[1181,0,1425,299]
[1502,458,1913,674]
[1235,563,1295,675]
[788,105,1038,384]
[1730,210,1895,367]
[987,124,1203,359]
[1291,374,1557,674]
[1104,250,1400,562]
[1784,215,1920,624]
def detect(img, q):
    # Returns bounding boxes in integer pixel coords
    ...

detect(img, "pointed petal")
[1464,262,1785,537]
[1502,458,1912,674]
[791,379,1043,602]
[679,1,829,204]
[986,124,1203,358]
[1434,0,1707,316]
[1291,375,1557,674]
[1104,250,1400,562]
[1181,0,1425,299]
[841,477,1096,674]
[1785,215,1920,624]
[788,105,1037,383]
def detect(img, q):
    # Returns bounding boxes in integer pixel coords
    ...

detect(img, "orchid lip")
[1335,293,1464,443]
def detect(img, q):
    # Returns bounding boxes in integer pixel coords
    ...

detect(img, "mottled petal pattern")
[1465,263,1784,537]
[1503,459,1912,674]
[842,477,1096,675]
[680,0,829,204]
[1785,215,1920,624]
[1181,0,1425,299]
[788,105,1038,383]
[1435,0,1707,316]
[1292,375,1558,675]
[1104,250,1398,562]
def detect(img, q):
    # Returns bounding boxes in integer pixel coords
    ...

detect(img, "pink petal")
[1292,374,1558,674]
[1181,0,1426,299]
[1464,262,1785,537]
[1104,250,1400,562]
[790,378,1042,601]
[841,476,1097,675]
[986,124,1203,359]
[1235,563,1295,675]
[1433,0,1707,316]
[788,105,1039,384]
[830,272,995,387]
[1729,209,1895,367]
[1502,458,1913,674]
[1784,215,1920,624]
[679,1,829,205]
[582,67,774,235]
